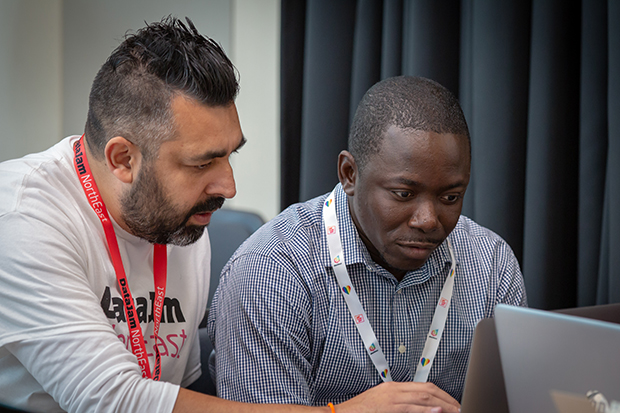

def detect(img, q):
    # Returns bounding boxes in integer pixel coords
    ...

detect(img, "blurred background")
[1,0,619,311]
[0,0,280,220]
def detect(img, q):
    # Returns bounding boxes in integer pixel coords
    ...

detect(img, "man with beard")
[208,76,527,410]
[0,17,461,413]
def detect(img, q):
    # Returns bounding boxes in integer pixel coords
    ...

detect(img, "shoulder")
[217,194,330,301]
[451,215,511,248]
[0,137,105,278]
[450,216,527,307]
[0,137,82,219]
[450,215,519,267]
[231,193,327,262]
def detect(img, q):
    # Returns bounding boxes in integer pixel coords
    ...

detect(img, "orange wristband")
[327,403,335,413]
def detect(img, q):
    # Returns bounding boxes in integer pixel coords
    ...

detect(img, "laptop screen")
[494,304,620,413]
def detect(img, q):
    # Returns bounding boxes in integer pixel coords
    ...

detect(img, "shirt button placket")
[395,288,406,355]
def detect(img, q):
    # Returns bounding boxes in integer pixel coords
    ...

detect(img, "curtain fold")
[522,0,581,309]
[280,0,619,309]
[350,0,383,124]
[381,0,403,79]
[299,0,357,201]
[579,0,608,306]
[602,0,620,304]
[280,0,306,210]
[465,0,531,263]
[402,0,461,95]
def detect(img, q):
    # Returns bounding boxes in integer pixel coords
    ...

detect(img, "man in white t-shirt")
[0,16,460,413]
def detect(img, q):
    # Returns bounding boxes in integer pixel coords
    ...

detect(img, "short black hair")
[85,16,239,160]
[349,76,470,171]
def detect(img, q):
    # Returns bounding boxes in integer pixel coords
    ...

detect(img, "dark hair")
[348,76,470,171]
[85,16,239,160]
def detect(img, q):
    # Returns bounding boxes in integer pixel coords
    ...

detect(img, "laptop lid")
[554,303,620,325]
[494,304,620,413]
[460,317,509,413]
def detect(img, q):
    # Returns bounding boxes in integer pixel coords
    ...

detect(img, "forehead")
[364,126,470,184]
[159,95,243,158]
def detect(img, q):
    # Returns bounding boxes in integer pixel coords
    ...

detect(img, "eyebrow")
[395,177,467,190]
[187,135,247,163]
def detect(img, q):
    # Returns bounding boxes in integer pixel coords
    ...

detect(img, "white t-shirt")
[0,136,210,413]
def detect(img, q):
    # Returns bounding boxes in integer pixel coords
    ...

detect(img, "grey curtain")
[280,0,620,310]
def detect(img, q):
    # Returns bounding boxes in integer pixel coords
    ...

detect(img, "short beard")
[120,163,224,246]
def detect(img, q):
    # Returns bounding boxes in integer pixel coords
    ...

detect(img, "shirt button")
[397,289,403,295]
[398,345,406,354]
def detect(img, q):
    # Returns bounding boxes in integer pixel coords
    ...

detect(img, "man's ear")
[338,150,357,196]
[104,137,142,184]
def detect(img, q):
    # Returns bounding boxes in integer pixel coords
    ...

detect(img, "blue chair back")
[208,208,264,307]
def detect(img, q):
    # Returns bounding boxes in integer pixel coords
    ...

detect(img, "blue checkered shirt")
[207,183,527,404]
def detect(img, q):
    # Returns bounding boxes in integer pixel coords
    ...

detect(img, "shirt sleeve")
[208,250,314,404]
[493,237,528,308]
[0,213,180,413]
[7,332,180,413]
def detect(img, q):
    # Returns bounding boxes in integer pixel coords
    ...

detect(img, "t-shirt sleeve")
[0,213,180,412]
[0,211,119,342]
[208,251,314,405]
[6,332,180,413]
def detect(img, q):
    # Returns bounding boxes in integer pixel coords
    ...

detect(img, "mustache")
[186,196,225,219]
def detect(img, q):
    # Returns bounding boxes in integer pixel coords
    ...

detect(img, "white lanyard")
[413,236,456,382]
[322,189,456,383]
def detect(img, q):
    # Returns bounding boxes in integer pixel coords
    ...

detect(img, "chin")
[166,226,207,247]
[386,257,427,273]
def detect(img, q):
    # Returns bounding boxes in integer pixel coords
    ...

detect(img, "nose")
[408,198,440,233]
[206,161,237,199]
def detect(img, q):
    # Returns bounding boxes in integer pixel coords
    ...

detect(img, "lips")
[397,241,438,250]
[185,196,225,226]
[395,241,440,261]
[190,211,213,226]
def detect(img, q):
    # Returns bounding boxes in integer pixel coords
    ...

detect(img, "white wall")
[227,0,280,219]
[61,0,233,138]
[0,0,280,222]
[0,0,63,161]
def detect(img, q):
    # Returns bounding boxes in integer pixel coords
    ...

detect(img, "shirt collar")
[322,183,369,269]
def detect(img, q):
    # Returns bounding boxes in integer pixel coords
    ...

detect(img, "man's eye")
[442,194,461,203]
[194,163,211,170]
[393,191,412,199]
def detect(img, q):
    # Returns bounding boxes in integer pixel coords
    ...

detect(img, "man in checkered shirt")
[208,76,527,412]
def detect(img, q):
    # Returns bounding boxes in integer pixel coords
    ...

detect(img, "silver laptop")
[460,317,509,413]
[494,304,620,413]
[460,303,620,413]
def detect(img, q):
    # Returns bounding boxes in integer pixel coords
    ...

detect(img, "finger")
[416,382,459,407]
[389,383,460,412]
[409,393,459,413]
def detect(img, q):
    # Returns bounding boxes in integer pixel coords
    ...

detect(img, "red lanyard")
[73,136,166,380]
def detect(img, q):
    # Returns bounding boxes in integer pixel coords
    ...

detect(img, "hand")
[334,381,460,413]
